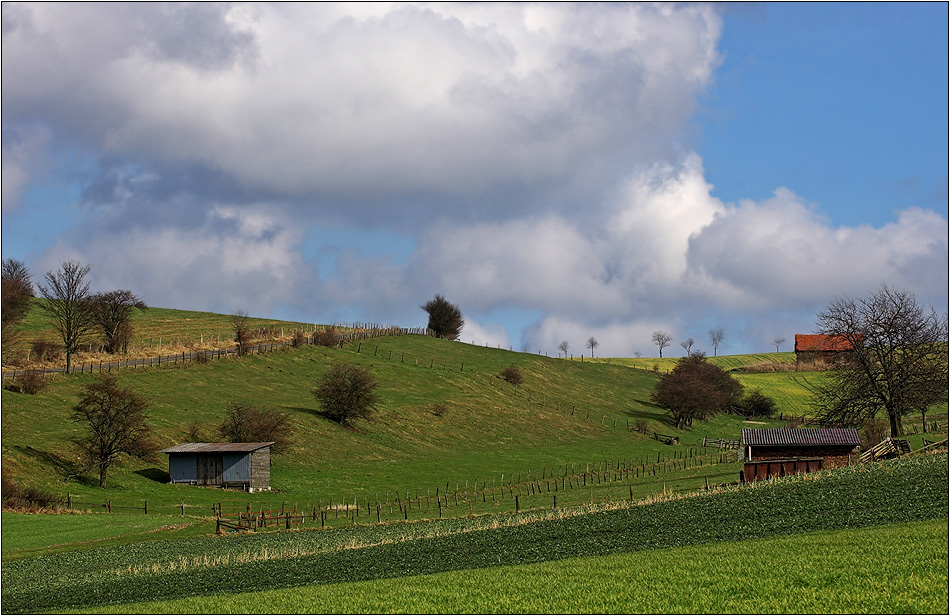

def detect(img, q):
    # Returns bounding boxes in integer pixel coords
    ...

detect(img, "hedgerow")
[3,454,946,613]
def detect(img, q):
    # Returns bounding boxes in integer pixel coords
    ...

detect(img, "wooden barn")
[741,428,861,482]
[794,334,861,367]
[161,442,274,492]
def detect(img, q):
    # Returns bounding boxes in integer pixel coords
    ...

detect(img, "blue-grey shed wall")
[223,453,251,483]
[168,453,197,482]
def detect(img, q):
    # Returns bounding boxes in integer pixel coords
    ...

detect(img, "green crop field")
[3,455,947,613]
[77,519,949,615]
[2,305,947,614]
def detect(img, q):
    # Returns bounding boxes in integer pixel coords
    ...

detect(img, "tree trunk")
[99,462,109,488]
[888,412,904,438]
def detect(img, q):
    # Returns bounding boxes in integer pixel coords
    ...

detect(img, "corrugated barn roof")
[161,442,274,454]
[742,428,860,447]
[794,334,862,353]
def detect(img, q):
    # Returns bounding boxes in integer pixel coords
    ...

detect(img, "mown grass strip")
[76,518,950,615]
[3,454,946,613]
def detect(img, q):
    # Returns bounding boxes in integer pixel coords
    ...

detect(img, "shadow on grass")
[134,468,170,483]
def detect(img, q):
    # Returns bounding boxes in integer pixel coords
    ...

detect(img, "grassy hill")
[3,305,947,613]
[2,330,758,515]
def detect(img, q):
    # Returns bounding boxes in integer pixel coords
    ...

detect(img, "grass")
[3,454,946,613]
[2,331,770,518]
[0,511,205,560]
[79,519,949,614]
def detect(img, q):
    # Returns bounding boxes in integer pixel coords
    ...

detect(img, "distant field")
[4,301,317,371]
[606,352,796,373]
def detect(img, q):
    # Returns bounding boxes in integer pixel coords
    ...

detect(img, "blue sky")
[2,3,947,357]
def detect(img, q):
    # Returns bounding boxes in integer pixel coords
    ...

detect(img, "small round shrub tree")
[421,294,464,340]
[313,363,379,425]
[499,365,523,385]
[742,389,778,418]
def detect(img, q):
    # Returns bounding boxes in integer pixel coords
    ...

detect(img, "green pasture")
[82,519,949,615]
[2,331,773,520]
[4,454,946,613]
[0,511,205,560]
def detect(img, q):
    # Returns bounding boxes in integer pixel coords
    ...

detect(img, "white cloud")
[2,3,722,216]
[459,319,511,350]
[6,4,946,356]
[35,206,311,317]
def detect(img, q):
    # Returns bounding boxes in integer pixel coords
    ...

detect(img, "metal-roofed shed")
[161,442,274,491]
[741,428,861,481]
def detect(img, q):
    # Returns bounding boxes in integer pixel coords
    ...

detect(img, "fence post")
[144,500,148,515]
[515,494,520,512]
[107,500,112,513]
[67,493,72,509]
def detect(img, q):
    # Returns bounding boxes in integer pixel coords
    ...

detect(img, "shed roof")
[161,442,274,454]
[794,334,860,353]
[742,428,860,448]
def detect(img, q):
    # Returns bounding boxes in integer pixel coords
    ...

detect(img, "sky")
[2,2,947,358]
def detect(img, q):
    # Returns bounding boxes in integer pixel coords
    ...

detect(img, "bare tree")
[217,402,294,454]
[773,336,786,352]
[586,337,599,358]
[708,327,725,357]
[811,285,948,437]
[232,310,252,356]
[558,341,569,357]
[679,338,694,356]
[71,375,156,488]
[37,261,96,372]
[88,290,147,354]
[652,330,672,358]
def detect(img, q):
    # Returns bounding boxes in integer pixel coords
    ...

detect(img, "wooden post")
[67,493,72,509]
[107,500,112,513]
[144,500,148,515]
[515,494,520,512]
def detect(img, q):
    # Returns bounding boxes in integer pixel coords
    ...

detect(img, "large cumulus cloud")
[3,3,946,356]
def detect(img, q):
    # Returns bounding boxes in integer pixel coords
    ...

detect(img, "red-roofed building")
[794,334,861,367]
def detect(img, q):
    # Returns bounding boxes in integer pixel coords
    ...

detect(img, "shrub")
[635,419,650,433]
[499,365,523,385]
[290,331,306,348]
[742,389,778,418]
[193,350,211,364]
[430,403,447,417]
[184,420,209,442]
[17,370,47,395]
[860,418,889,447]
[652,355,744,430]
[1,475,62,511]
[421,294,464,340]
[217,403,294,454]
[31,340,63,361]
[313,363,379,425]
[312,327,338,347]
